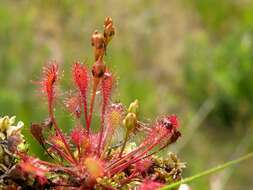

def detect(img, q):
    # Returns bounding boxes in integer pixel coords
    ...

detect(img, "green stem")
[160,152,253,190]
[119,130,130,158]
[101,130,113,159]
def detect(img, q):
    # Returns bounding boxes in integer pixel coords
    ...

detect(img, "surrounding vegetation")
[0,1,253,189]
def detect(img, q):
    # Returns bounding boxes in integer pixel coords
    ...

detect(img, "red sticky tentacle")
[40,62,58,117]
[97,71,113,156]
[107,115,180,175]
[64,92,82,119]
[38,63,78,165]
[72,62,89,128]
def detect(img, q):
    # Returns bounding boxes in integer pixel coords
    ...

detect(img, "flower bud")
[127,99,139,115]
[92,58,106,78]
[103,17,115,45]
[123,112,137,131]
[91,30,105,60]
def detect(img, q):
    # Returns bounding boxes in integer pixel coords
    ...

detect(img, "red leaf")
[30,123,45,147]
[71,125,87,147]
[101,71,113,108]
[40,62,59,112]
[19,156,49,185]
[73,62,89,97]
[134,159,152,173]
[72,62,89,124]
[64,92,82,118]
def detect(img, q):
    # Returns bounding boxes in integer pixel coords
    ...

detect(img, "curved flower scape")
[0,17,185,190]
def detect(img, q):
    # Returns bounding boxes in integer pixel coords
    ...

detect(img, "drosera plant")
[0,17,253,190]
[0,17,184,189]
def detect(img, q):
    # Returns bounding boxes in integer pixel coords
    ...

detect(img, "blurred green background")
[0,1,253,189]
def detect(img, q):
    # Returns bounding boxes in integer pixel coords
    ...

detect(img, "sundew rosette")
[0,17,184,190]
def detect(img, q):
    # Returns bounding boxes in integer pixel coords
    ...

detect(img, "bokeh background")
[0,1,253,189]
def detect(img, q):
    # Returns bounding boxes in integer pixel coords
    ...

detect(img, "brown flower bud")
[103,17,115,45]
[91,30,105,61]
[104,17,113,28]
[92,58,106,78]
